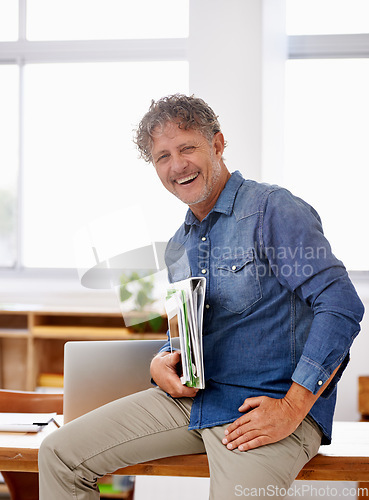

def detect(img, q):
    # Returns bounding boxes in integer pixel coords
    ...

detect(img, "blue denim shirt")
[161,171,364,444]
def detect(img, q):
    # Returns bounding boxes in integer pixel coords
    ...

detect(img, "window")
[27,0,188,40]
[0,66,18,267]
[0,1,189,269]
[0,0,18,41]
[286,0,369,35]
[284,1,369,271]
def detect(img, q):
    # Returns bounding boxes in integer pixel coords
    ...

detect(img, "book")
[37,372,64,388]
[165,277,206,389]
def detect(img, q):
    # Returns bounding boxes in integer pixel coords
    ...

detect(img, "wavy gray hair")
[134,94,225,163]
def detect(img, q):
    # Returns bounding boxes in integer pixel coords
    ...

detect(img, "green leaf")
[148,316,163,332]
[136,290,149,309]
[120,287,132,302]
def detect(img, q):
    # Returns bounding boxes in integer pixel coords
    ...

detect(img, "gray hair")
[134,94,225,163]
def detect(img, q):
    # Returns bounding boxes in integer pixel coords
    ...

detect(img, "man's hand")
[150,351,199,398]
[222,395,305,452]
[223,366,341,452]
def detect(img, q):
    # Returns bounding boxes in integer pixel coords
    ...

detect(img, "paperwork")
[165,277,206,389]
[0,413,58,432]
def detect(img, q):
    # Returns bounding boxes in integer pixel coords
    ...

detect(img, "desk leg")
[2,471,39,500]
[358,482,369,500]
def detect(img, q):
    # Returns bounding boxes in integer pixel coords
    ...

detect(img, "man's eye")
[182,146,196,153]
[157,154,169,162]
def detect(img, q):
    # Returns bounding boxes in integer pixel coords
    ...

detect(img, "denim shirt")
[161,171,364,444]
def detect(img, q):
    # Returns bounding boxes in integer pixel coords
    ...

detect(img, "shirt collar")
[184,170,244,230]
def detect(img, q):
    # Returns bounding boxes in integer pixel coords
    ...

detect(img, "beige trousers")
[39,387,322,499]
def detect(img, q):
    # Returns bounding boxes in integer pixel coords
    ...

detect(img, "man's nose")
[171,152,188,172]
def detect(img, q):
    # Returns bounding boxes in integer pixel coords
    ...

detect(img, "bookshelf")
[0,305,167,391]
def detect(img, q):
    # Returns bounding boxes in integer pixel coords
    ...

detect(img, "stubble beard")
[174,155,222,206]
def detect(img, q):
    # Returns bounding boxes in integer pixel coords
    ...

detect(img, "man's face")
[151,122,224,207]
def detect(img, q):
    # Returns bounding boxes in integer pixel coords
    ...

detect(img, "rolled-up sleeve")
[261,188,365,396]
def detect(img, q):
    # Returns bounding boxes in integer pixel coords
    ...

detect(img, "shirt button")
[231,265,237,271]
[317,380,323,386]
[205,304,210,309]
[201,236,207,241]
[201,269,207,274]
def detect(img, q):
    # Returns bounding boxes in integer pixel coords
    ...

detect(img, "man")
[39,94,364,499]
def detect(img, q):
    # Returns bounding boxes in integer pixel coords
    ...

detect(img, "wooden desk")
[1,421,369,482]
[0,420,58,473]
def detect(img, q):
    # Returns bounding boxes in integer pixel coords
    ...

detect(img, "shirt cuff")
[292,353,349,397]
[159,339,171,354]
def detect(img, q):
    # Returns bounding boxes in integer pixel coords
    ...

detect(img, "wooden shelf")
[0,329,30,339]
[32,326,133,339]
[0,306,167,391]
[32,326,167,340]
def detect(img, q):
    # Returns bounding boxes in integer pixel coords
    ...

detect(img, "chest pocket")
[216,249,262,314]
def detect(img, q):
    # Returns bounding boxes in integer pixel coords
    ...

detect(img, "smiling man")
[39,95,364,499]
[151,122,228,216]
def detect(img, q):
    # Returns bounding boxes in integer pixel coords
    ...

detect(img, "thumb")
[239,396,262,412]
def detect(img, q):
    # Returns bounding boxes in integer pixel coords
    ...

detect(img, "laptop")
[63,339,166,423]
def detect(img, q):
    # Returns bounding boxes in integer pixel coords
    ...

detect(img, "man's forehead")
[151,121,204,142]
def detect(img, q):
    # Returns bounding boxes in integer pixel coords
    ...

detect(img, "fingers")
[222,396,301,452]
[150,350,199,398]
[225,414,250,436]
[165,367,197,397]
[222,419,269,452]
[165,379,199,398]
[174,385,199,398]
[222,404,253,448]
[224,432,268,452]
[222,416,251,447]
[159,350,181,371]
[168,350,181,361]
[222,397,271,451]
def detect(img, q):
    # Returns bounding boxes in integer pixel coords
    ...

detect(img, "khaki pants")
[39,387,322,499]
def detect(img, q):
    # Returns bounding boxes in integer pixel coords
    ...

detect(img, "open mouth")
[176,173,199,185]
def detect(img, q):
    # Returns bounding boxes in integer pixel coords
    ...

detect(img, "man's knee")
[39,425,80,477]
[39,429,64,471]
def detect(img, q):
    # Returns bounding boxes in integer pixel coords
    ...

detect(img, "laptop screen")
[63,339,166,423]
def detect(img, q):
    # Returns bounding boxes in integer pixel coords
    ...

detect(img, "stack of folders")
[165,277,206,389]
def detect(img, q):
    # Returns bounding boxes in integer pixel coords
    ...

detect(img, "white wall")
[189,0,286,183]
[189,0,262,180]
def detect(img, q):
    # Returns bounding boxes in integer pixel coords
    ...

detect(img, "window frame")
[287,30,369,277]
[0,0,188,274]
[288,33,369,59]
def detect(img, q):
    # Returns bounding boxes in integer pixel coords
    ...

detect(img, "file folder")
[165,277,206,389]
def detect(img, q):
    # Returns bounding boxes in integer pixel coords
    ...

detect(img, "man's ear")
[213,132,225,158]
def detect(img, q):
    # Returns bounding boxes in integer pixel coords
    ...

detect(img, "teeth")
[176,173,198,184]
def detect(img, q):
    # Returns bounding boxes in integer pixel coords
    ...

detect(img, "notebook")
[63,339,166,423]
